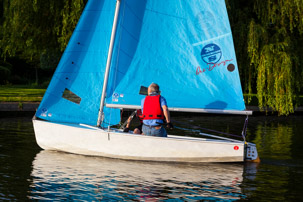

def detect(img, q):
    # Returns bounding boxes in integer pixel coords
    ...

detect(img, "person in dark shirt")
[123,109,143,134]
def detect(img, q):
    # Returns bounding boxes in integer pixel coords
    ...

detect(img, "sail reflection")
[29,151,245,201]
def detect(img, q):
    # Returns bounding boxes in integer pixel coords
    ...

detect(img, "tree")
[0,0,87,83]
[227,0,303,115]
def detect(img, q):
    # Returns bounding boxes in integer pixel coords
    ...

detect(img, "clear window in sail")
[62,88,81,104]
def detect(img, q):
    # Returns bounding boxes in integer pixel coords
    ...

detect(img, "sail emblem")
[201,43,222,64]
[113,93,119,98]
[112,93,119,102]
[40,108,48,117]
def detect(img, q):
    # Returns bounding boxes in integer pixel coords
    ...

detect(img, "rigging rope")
[171,119,243,139]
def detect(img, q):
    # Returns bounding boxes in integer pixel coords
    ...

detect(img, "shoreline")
[0,102,40,112]
[1,102,302,115]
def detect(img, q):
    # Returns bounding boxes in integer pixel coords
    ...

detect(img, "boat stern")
[245,143,260,162]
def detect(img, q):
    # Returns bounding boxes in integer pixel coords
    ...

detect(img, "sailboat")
[33,0,259,163]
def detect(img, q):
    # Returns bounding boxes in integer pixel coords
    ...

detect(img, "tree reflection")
[254,123,293,160]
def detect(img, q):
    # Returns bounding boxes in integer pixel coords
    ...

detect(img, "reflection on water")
[247,116,303,163]
[243,115,303,201]
[254,124,292,160]
[1,114,303,201]
[0,115,40,201]
[30,151,244,201]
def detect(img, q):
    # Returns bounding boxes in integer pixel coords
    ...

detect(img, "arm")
[162,105,170,123]
[123,116,131,132]
[126,117,131,128]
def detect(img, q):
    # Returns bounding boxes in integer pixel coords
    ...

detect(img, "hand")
[166,122,173,129]
[123,127,130,132]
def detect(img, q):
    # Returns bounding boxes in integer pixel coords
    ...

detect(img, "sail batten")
[192,32,232,46]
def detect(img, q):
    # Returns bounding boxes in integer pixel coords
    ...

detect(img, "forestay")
[106,0,246,114]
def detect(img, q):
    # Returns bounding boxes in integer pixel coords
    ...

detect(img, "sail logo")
[201,43,222,64]
[112,92,119,102]
[196,59,233,75]
[40,108,48,117]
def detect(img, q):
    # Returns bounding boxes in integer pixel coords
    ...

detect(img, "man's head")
[148,83,160,95]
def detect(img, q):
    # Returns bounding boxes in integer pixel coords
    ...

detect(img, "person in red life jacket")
[141,83,173,137]
[123,109,144,134]
[135,109,144,134]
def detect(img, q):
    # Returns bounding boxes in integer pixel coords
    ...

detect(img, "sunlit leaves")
[246,0,303,115]
[0,0,86,67]
[59,0,86,51]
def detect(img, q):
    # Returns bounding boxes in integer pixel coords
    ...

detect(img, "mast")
[97,0,121,127]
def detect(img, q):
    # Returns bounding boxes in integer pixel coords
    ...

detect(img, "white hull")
[33,119,258,163]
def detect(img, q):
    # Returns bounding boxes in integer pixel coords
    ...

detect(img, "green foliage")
[59,0,86,51]
[0,61,12,84]
[228,0,303,115]
[249,0,303,115]
[0,0,86,68]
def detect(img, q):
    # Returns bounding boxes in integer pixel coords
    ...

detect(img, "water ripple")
[29,151,244,201]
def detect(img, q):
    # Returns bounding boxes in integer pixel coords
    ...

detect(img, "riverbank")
[0,86,45,102]
[1,102,302,115]
[1,86,302,115]
[0,102,40,111]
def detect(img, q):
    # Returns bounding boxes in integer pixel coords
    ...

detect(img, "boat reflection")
[29,150,245,201]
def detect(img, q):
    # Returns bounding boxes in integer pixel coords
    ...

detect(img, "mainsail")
[106,0,246,113]
[36,0,248,127]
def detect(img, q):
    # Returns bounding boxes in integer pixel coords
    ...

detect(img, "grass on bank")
[0,85,45,102]
[2,85,259,104]
[0,85,302,105]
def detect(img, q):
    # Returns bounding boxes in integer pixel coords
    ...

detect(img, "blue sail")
[106,0,245,111]
[36,0,120,126]
[37,0,246,128]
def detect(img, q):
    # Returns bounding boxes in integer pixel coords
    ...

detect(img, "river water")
[0,113,302,201]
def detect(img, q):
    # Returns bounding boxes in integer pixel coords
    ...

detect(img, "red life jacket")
[142,95,164,120]
[136,109,144,123]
